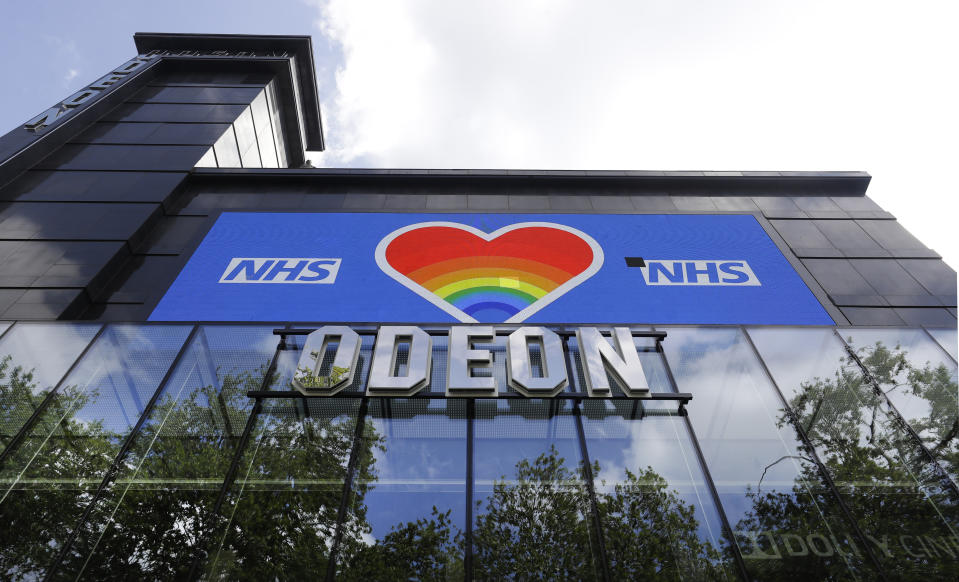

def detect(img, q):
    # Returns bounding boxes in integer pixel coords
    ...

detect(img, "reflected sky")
[928,328,958,362]
[359,398,467,540]
[0,322,100,395]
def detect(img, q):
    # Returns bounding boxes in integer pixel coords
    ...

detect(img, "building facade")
[0,33,956,580]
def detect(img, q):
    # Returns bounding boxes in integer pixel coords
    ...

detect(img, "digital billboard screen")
[149,212,833,325]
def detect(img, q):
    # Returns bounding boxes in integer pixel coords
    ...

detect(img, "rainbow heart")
[375,222,604,323]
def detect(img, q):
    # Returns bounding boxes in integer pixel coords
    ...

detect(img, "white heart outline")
[375,221,605,323]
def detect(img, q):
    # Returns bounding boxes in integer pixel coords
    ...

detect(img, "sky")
[1,0,956,270]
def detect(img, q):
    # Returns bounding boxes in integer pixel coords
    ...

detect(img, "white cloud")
[64,68,79,84]
[310,0,959,269]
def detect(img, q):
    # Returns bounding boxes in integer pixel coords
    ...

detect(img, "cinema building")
[0,33,956,580]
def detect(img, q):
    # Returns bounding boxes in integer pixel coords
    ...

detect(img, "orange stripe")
[407,256,573,287]
[420,267,560,294]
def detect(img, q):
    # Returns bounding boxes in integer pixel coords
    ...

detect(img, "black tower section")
[0,34,323,320]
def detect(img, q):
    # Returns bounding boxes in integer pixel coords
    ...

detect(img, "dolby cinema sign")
[291,325,651,398]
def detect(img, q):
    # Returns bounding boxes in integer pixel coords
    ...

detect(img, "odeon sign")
[292,325,651,399]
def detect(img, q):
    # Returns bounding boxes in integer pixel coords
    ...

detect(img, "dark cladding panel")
[128,85,266,104]
[0,171,186,203]
[813,219,889,257]
[35,144,209,172]
[95,254,186,304]
[830,195,893,218]
[102,102,249,123]
[840,307,907,325]
[769,220,841,257]
[134,215,211,254]
[848,259,930,296]
[1,288,87,319]
[0,240,126,291]
[0,203,158,241]
[802,258,881,299]
[629,195,677,211]
[752,196,805,218]
[790,196,847,218]
[894,307,958,326]
[898,259,958,303]
[73,122,231,145]
[508,195,550,210]
[857,220,939,257]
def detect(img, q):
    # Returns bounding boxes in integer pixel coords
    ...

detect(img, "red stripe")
[385,226,594,276]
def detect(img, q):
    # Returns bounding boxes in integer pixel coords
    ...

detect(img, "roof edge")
[133,32,324,151]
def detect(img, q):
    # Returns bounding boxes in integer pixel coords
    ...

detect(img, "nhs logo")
[220,258,342,284]
[639,260,760,286]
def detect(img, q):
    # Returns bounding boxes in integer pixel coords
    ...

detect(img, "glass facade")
[0,322,956,580]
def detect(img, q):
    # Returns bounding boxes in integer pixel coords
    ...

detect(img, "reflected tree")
[472,445,727,581]
[0,354,41,449]
[0,355,117,580]
[736,341,959,580]
[473,447,595,580]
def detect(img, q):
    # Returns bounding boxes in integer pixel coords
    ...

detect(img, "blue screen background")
[149,212,834,325]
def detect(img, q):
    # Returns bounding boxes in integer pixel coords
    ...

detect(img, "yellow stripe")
[434,277,549,300]
[421,267,559,294]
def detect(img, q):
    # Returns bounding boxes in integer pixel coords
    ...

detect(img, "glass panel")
[749,327,959,578]
[580,398,735,579]
[0,323,100,453]
[202,397,360,580]
[0,324,191,580]
[663,327,877,578]
[234,106,261,169]
[195,147,218,168]
[56,326,278,580]
[250,90,278,168]
[927,328,958,363]
[212,126,240,168]
[843,329,959,482]
[337,398,467,580]
[473,399,598,579]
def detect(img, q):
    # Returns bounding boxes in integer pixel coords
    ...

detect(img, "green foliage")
[294,350,351,389]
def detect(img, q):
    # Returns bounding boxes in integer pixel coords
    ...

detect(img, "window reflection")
[663,327,877,578]
[580,398,733,580]
[0,324,191,580]
[55,326,278,580]
[473,399,598,580]
[0,322,100,453]
[843,329,959,483]
[204,397,360,580]
[927,328,958,363]
[337,398,467,580]
[749,327,959,578]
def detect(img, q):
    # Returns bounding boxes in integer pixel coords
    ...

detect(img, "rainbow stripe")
[385,225,595,322]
